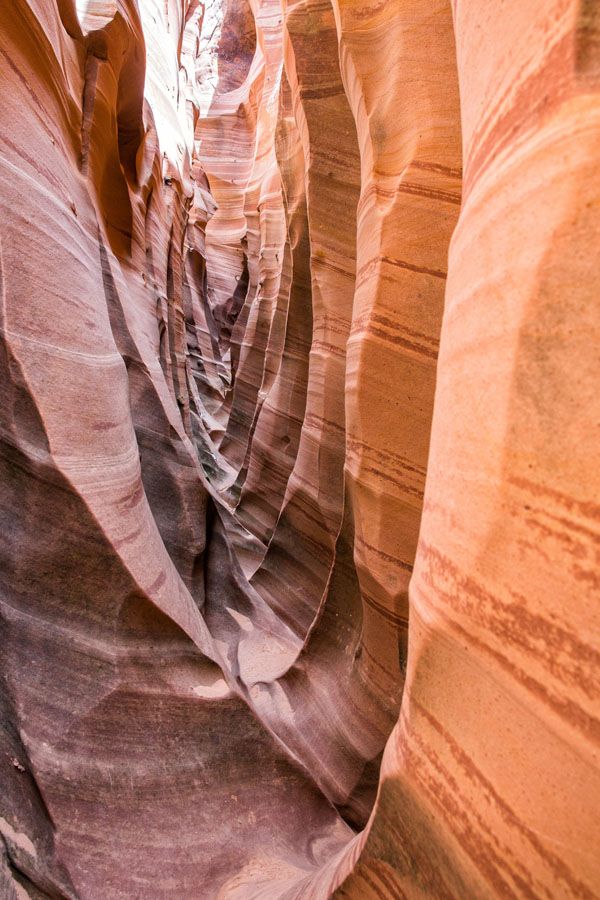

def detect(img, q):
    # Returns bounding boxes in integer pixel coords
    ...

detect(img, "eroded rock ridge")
[0,0,599,897]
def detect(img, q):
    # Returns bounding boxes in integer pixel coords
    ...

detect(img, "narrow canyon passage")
[0,1,599,898]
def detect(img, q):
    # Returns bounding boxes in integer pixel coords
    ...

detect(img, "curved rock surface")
[0,0,598,897]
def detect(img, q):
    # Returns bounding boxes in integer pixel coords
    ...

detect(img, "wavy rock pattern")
[0,0,598,898]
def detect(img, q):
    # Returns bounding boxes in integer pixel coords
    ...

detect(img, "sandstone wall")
[0,1,598,898]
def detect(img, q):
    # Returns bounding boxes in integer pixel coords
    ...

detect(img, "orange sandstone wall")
[0,0,598,898]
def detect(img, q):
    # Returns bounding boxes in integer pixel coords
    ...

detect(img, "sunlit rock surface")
[0,0,598,897]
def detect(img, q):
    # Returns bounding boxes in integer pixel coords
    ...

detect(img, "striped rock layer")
[0,0,598,898]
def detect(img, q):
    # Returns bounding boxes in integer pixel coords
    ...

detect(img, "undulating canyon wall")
[0,1,598,898]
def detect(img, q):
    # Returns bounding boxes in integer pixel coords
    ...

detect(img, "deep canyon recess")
[0,0,599,898]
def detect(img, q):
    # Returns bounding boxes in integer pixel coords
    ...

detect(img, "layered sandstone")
[0,1,598,898]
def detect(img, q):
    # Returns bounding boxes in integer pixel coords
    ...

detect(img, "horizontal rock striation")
[0,0,598,898]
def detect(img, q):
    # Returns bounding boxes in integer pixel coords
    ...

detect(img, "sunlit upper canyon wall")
[0,0,598,897]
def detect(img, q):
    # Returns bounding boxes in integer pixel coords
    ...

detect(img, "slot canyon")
[0,0,599,897]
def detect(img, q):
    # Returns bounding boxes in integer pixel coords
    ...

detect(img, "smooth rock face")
[0,0,598,898]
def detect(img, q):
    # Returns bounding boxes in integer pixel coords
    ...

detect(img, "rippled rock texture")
[0,0,598,897]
